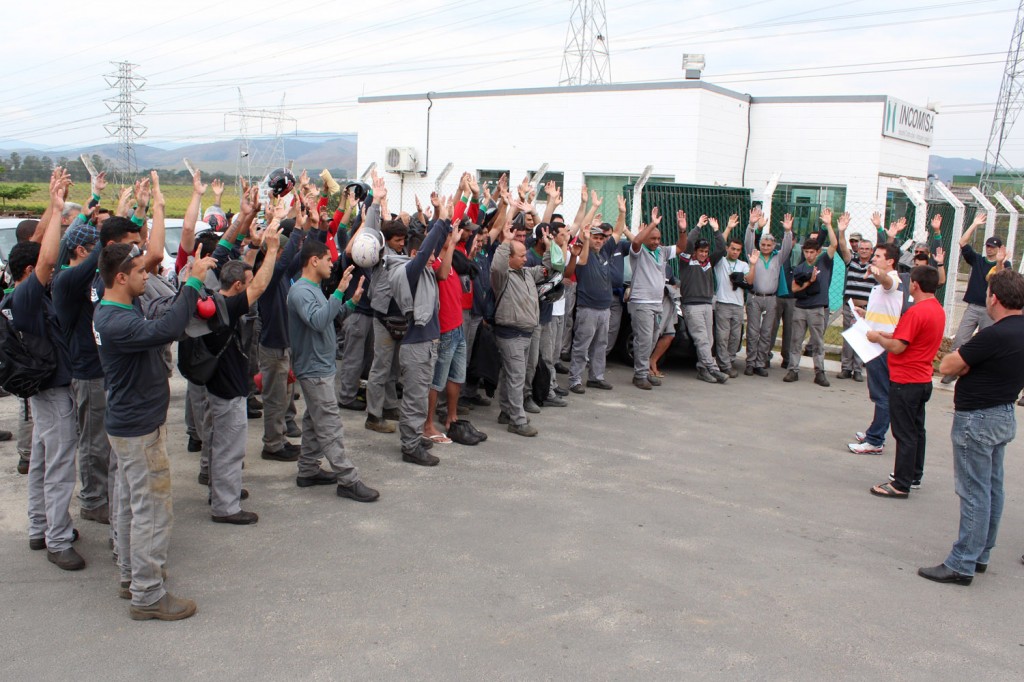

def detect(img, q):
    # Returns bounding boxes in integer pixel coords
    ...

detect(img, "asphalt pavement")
[1,355,1022,680]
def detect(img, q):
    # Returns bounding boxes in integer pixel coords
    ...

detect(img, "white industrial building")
[356,80,936,238]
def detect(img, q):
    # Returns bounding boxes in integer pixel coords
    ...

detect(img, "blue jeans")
[943,404,1016,576]
[864,353,889,447]
[430,327,467,391]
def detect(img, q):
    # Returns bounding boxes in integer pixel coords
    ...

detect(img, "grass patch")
[0,182,241,219]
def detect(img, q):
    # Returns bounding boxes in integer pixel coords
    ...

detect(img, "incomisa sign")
[883,96,935,146]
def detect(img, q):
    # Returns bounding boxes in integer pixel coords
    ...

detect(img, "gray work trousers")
[110,426,171,607]
[607,296,624,352]
[629,301,662,379]
[714,302,744,371]
[745,295,777,370]
[336,312,373,405]
[951,303,994,350]
[17,398,32,457]
[683,303,716,372]
[461,310,483,399]
[258,345,297,452]
[399,340,439,453]
[73,377,112,513]
[192,383,213,479]
[206,393,247,517]
[297,376,358,484]
[560,281,577,356]
[366,319,401,418]
[184,387,198,440]
[497,334,531,426]
[525,325,541,399]
[841,304,865,373]
[771,297,795,365]
[790,306,827,373]
[544,314,565,394]
[26,386,77,552]
[569,307,610,385]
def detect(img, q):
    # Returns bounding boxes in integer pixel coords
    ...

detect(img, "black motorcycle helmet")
[267,168,296,197]
[345,181,370,202]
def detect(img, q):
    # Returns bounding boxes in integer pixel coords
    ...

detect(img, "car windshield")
[0,227,20,262]
[164,226,183,255]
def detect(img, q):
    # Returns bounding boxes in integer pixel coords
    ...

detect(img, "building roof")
[357,80,889,106]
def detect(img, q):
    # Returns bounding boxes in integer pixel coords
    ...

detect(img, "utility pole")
[981,1,1024,192]
[225,90,296,186]
[559,0,612,86]
[104,61,146,186]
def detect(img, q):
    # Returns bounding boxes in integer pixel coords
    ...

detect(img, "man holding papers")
[847,243,903,455]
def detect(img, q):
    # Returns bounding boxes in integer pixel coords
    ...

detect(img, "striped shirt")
[844,257,874,302]
[865,273,902,333]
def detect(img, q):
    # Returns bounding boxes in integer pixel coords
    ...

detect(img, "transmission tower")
[225,90,296,185]
[104,61,146,186]
[981,1,1024,192]
[559,0,611,86]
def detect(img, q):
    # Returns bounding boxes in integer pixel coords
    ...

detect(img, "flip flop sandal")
[427,434,452,444]
[870,482,908,499]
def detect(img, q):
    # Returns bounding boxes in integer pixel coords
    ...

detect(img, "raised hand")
[748,250,759,265]
[135,177,152,209]
[996,245,1008,264]
[272,197,289,222]
[886,221,900,239]
[749,206,762,226]
[837,211,850,231]
[697,214,709,228]
[871,211,881,229]
[931,214,943,232]
[590,190,602,208]
[351,275,366,303]
[192,169,207,195]
[468,174,480,197]
[782,213,793,231]
[517,174,530,201]
[708,217,720,232]
[934,246,945,265]
[650,207,662,228]
[372,171,387,205]
[49,167,70,210]
[972,212,987,226]
[190,248,217,282]
[339,265,356,293]
[617,195,627,214]
[304,195,320,226]
[727,213,739,230]
[810,267,819,282]
[548,183,561,206]
[676,210,687,231]
[150,170,165,208]
[262,221,281,252]
[580,183,589,204]
[240,185,259,216]
[211,178,225,199]
[820,207,833,226]
[93,171,107,195]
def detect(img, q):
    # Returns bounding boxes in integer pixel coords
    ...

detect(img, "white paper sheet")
[841,299,884,363]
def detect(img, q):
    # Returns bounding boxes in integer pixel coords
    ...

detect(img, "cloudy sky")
[3,0,1020,164]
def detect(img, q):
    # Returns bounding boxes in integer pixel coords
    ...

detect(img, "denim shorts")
[430,327,467,391]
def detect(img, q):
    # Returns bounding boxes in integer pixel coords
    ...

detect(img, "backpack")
[0,293,57,398]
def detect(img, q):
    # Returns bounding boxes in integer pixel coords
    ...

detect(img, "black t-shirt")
[955,314,1024,410]
[206,293,251,400]
[52,247,103,380]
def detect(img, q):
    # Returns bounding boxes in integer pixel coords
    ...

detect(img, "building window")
[477,170,509,195]
[772,184,847,241]
[584,173,675,218]
[529,171,564,203]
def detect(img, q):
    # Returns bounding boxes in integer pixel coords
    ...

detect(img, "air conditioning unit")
[384,147,418,173]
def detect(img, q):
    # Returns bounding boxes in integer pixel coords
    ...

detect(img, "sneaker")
[261,445,298,462]
[848,442,883,455]
[296,469,339,487]
[544,395,568,407]
[743,366,755,376]
[129,592,197,621]
[211,510,259,525]
[365,414,397,433]
[402,447,440,467]
[633,377,653,390]
[586,379,613,390]
[187,436,202,453]
[569,384,586,395]
[647,374,662,386]
[338,399,366,411]
[783,370,799,383]
[852,370,864,383]
[854,431,867,443]
[523,397,541,414]
[814,371,831,387]
[81,504,110,525]
[382,407,401,421]
[696,368,718,384]
[507,422,538,437]
[47,547,86,571]
[837,369,852,379]
[754,368,769,377]
[336,480,381,501]
[889,472,922,489]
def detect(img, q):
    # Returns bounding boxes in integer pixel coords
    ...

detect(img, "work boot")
[382,407,401,421]
[459,419,488,442]
[783,370,799,382]
[647,374,662,386]
[338,398,366,411]
[523,397,541,414]
[47,547,86,571]
[725,367,739,379]
[337,480,380,502]
[296,469,339,487]
[711,370,729,384]
[837,369,852,379]
[743,366,755,376]
[507,422,538,437]
[696,368,718,384]
[285,421,302,438]
[261,446,298,462]
[81,504,110,524]
[365,414,397,433]
[754,367,770,377]
[633,377,653,390]
[447,420,484,446]
[129,592,197,621]
[187,436,202,453]
[460,394,491,407]
[586,379,613,390]
[211,510,259,525]
[544,395,568,407]
[853,370,864,382]
[814,371,831,387]
[402,447,440,467]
